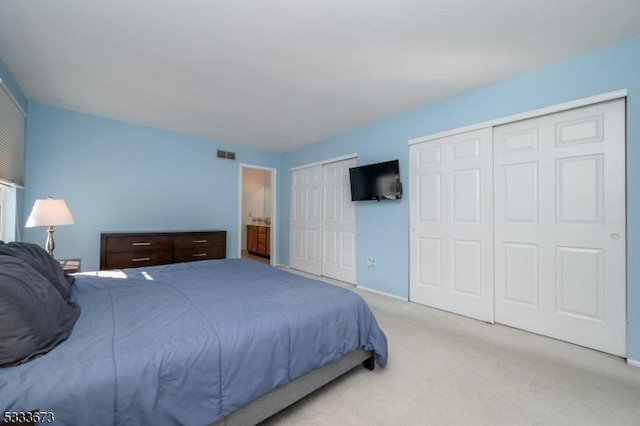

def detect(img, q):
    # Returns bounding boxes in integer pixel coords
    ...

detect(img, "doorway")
[239,164,276,266]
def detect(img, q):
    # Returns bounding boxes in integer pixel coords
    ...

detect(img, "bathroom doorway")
[238,164,276,266]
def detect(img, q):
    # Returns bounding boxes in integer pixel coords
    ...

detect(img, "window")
[0,80,25,187]
[0,79,24,242]
[0,183,19,242]
[0,184,4,240]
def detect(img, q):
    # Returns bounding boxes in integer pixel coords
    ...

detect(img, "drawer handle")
[132,242,151,246]
[192,253,207,257]
[132,257,151,262]
[192,240,208,243]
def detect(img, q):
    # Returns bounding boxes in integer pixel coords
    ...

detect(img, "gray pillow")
[0,255,81,367]
[0,241,73,300]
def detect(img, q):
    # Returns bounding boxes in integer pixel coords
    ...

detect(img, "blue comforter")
[0,259,387,425]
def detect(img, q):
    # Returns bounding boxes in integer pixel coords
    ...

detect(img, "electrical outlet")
[366,257,375,267]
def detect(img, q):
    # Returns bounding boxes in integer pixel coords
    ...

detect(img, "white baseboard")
[275,264,290,269]
[356,285,408,301]
[627,358,640,368]
[278,267,408,302]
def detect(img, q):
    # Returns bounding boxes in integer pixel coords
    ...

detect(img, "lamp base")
[45,226,55,256]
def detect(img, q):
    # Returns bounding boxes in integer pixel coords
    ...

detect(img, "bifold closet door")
[322,158,357,284]
[494,99,626,356]
[291,165,323,275]
[410,128,494,322]
[291,159,357,282]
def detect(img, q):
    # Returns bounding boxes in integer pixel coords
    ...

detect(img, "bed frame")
[211,349,374,425]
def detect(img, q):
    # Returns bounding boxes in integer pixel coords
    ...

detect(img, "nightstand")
[58,258,81,273]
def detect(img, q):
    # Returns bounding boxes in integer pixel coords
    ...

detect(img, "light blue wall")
[24,104,280,271]
[278,34,640,360]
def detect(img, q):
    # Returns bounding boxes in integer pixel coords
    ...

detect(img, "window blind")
[0,184,4,240]
[0,79,25,187]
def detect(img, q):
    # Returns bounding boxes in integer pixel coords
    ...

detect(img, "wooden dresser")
[100,230,226,270]
[246,225,270,257]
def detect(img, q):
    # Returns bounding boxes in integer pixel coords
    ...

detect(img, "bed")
[0,254,388,425]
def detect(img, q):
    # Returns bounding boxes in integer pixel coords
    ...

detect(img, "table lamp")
[25,196,75,256]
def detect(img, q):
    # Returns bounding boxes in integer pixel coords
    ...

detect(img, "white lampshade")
[26,197,75,228]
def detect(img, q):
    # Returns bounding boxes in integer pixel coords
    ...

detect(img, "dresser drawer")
[104,250,172,270]
[100,231,226,270]
[105,235,172,253]
[173,246,225,263]
[173,233,224,249]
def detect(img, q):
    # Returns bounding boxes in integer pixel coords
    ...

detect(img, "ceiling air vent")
[216,150,236,161]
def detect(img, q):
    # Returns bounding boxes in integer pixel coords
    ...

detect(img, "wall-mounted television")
[349,159,402,201]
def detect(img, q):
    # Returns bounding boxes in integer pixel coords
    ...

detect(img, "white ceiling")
[1,0,639,152]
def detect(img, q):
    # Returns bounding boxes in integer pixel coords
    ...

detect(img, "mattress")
[0,259,387,425]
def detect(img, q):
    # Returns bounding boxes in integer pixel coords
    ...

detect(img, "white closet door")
[322,158,357,284]
[410,128,494,322]
[494,99,626,356]
[291,166,323,275]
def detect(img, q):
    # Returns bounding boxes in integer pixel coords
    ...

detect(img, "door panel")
[321,158,357,283]
[290,166,322,275]
[503,162,538,222]
[452,240,481,295]
[502,243,538,306]
[556,155,602,223]
[494,99,626,356]
[410,128,494,322]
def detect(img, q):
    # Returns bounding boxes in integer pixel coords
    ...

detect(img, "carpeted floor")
[262,270,640,426]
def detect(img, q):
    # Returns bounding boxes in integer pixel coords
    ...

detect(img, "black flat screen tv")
[349,159,402,201]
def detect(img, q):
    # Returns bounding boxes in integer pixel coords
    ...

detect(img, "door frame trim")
[290,153,358,171]
[408,89,627,145]
[238,163,277,266]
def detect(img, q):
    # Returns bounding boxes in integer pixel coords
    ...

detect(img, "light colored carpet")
[262,270,640,426]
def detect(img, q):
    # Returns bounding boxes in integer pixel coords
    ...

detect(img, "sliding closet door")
[291,166,323,275]
[410,128,494,322]
[494,99,626,356]
[322,158,357,284]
